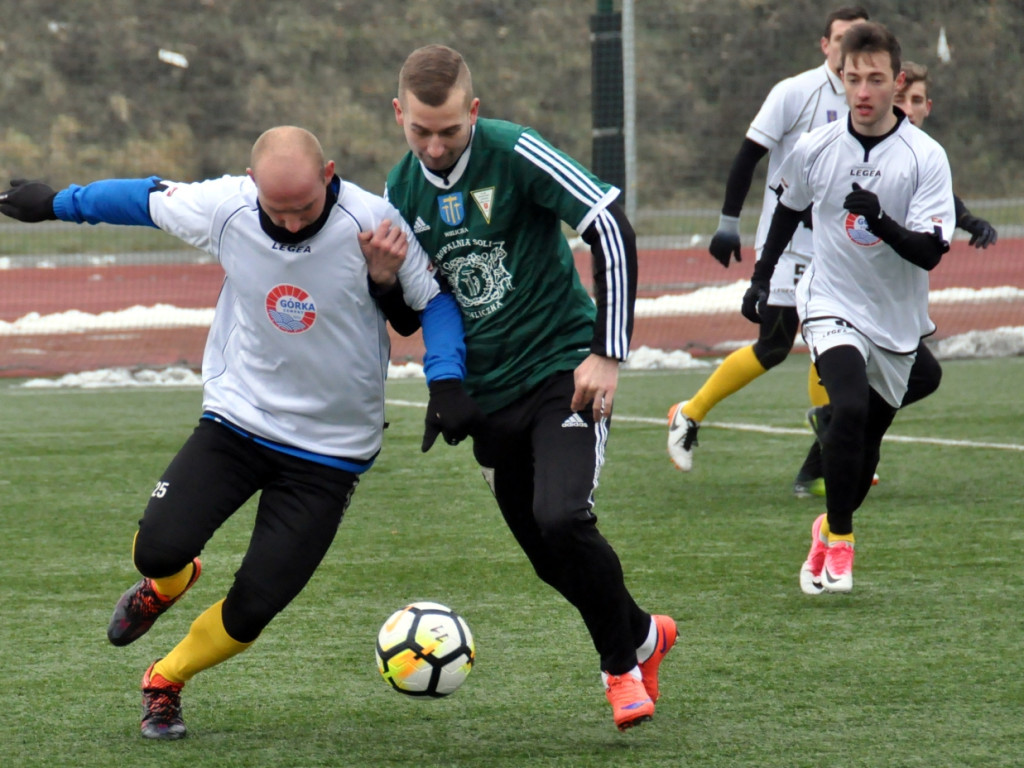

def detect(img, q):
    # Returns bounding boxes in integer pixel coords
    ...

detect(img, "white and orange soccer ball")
[375,601,475,697]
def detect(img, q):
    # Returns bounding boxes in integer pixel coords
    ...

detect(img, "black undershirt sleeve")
[367,277,422,337]
[722,139,770,216]
[954,194,968,227]
[751,203,805,284]
[869,214,948,271]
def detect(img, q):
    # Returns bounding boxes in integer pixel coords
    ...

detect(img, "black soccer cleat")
[107,558,201,646]
[141,660,187,740]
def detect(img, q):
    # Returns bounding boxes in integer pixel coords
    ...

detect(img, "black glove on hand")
[844,182,882,228]
[959,214,998,249]
[421,379,484,452]
[741,280,769,324]
[709,214,742,268]
[0,179,58,222]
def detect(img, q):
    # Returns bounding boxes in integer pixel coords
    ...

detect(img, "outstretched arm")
[709,139,770,267]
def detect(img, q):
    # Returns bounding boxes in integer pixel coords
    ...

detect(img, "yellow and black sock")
[154,600,254,684]
[684,345,767,423]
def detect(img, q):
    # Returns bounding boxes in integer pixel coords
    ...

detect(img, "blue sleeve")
[419,291,466,384]
[52,177,163,227]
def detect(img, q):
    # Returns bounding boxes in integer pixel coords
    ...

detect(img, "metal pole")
[590,3,625,204]
[622,0,636,223]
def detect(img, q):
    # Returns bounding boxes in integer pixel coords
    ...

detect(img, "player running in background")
[384,44,676,732]
[791,59,999,498]
[0,126,478,740]
[746,22,954,593]
[667,6,869,473]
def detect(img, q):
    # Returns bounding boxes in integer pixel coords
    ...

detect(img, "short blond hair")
[398,44,474,108]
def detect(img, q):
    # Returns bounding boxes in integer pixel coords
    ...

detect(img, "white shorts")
[764,250,810,308]
[802,318,916,408]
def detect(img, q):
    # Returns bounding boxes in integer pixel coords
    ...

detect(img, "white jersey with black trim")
[776,116,955,353]
[747,62,848,259]
[147,175,440,460]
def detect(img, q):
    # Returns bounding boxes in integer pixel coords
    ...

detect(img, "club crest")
[437,192,466,226]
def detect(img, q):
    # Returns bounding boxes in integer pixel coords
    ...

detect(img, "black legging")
[814,346,899,535]
[752,305,801,370]
[797,340,941,479]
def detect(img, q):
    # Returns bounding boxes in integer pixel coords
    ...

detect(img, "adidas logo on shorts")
[561,413,588,428]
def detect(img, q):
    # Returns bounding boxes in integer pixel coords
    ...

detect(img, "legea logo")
[266,284,317,333]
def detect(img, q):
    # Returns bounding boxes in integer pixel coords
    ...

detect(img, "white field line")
[385,399,1024,453]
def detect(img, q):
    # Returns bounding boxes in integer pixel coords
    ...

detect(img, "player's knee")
[132,536,195,580]
[752,338,792,370]
[222,584,279,644]
[824,400,869,449]
[536,508,600,553]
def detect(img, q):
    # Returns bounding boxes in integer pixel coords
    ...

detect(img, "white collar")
[418,125,476,189]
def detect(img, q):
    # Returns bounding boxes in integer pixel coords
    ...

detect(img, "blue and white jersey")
[747,62,848,260]
[775,116,955,353]
[55,175,462,465]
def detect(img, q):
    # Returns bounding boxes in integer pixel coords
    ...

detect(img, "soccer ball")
[375,601,475,697]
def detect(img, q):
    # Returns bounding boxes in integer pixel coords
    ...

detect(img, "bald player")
[0,125,479,739]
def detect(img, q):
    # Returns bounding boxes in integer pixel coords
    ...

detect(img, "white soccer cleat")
[667,401,700,471]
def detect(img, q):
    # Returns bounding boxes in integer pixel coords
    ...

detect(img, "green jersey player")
[385,44,676,732]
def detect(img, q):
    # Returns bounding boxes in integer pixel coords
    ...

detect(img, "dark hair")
[398,44,474,107]
[824,5,870,38]
[840,20,901,76]
[901,60,929,89]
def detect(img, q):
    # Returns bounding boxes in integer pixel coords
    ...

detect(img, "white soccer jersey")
[147,175,440,460]
[776,116,955,353]
[747,62,848,258]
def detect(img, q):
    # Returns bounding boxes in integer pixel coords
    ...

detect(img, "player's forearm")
[751,203,803,283]
[583,202,637,361]
[954,194,968,227]
[721,139,769,217]
[369,277,422,337]
[870,215,947,271]
[53,177,162,227]
[420,291,467,384]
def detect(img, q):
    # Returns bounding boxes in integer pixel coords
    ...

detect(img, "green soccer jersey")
[386,118,629,413]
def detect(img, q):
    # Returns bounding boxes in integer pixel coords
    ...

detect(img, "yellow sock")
[820,515,831,538]
[154,600,253,683]
[808,361,829,407]
[827,532,855,546]
[684,345,767,422]
[152,561,197,601]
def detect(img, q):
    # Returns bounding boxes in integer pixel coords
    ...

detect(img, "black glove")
[709,214,742,268]
[844,182,882,227]
[0,179,58,222]
[421,379,484,452]
[741,280,769,324]
[958,214,998,249]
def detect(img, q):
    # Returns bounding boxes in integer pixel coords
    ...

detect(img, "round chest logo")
[266,284,317,333]
[845,213,882,247]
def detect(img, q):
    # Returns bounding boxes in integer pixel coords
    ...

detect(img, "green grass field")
[1,356,1022,768]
